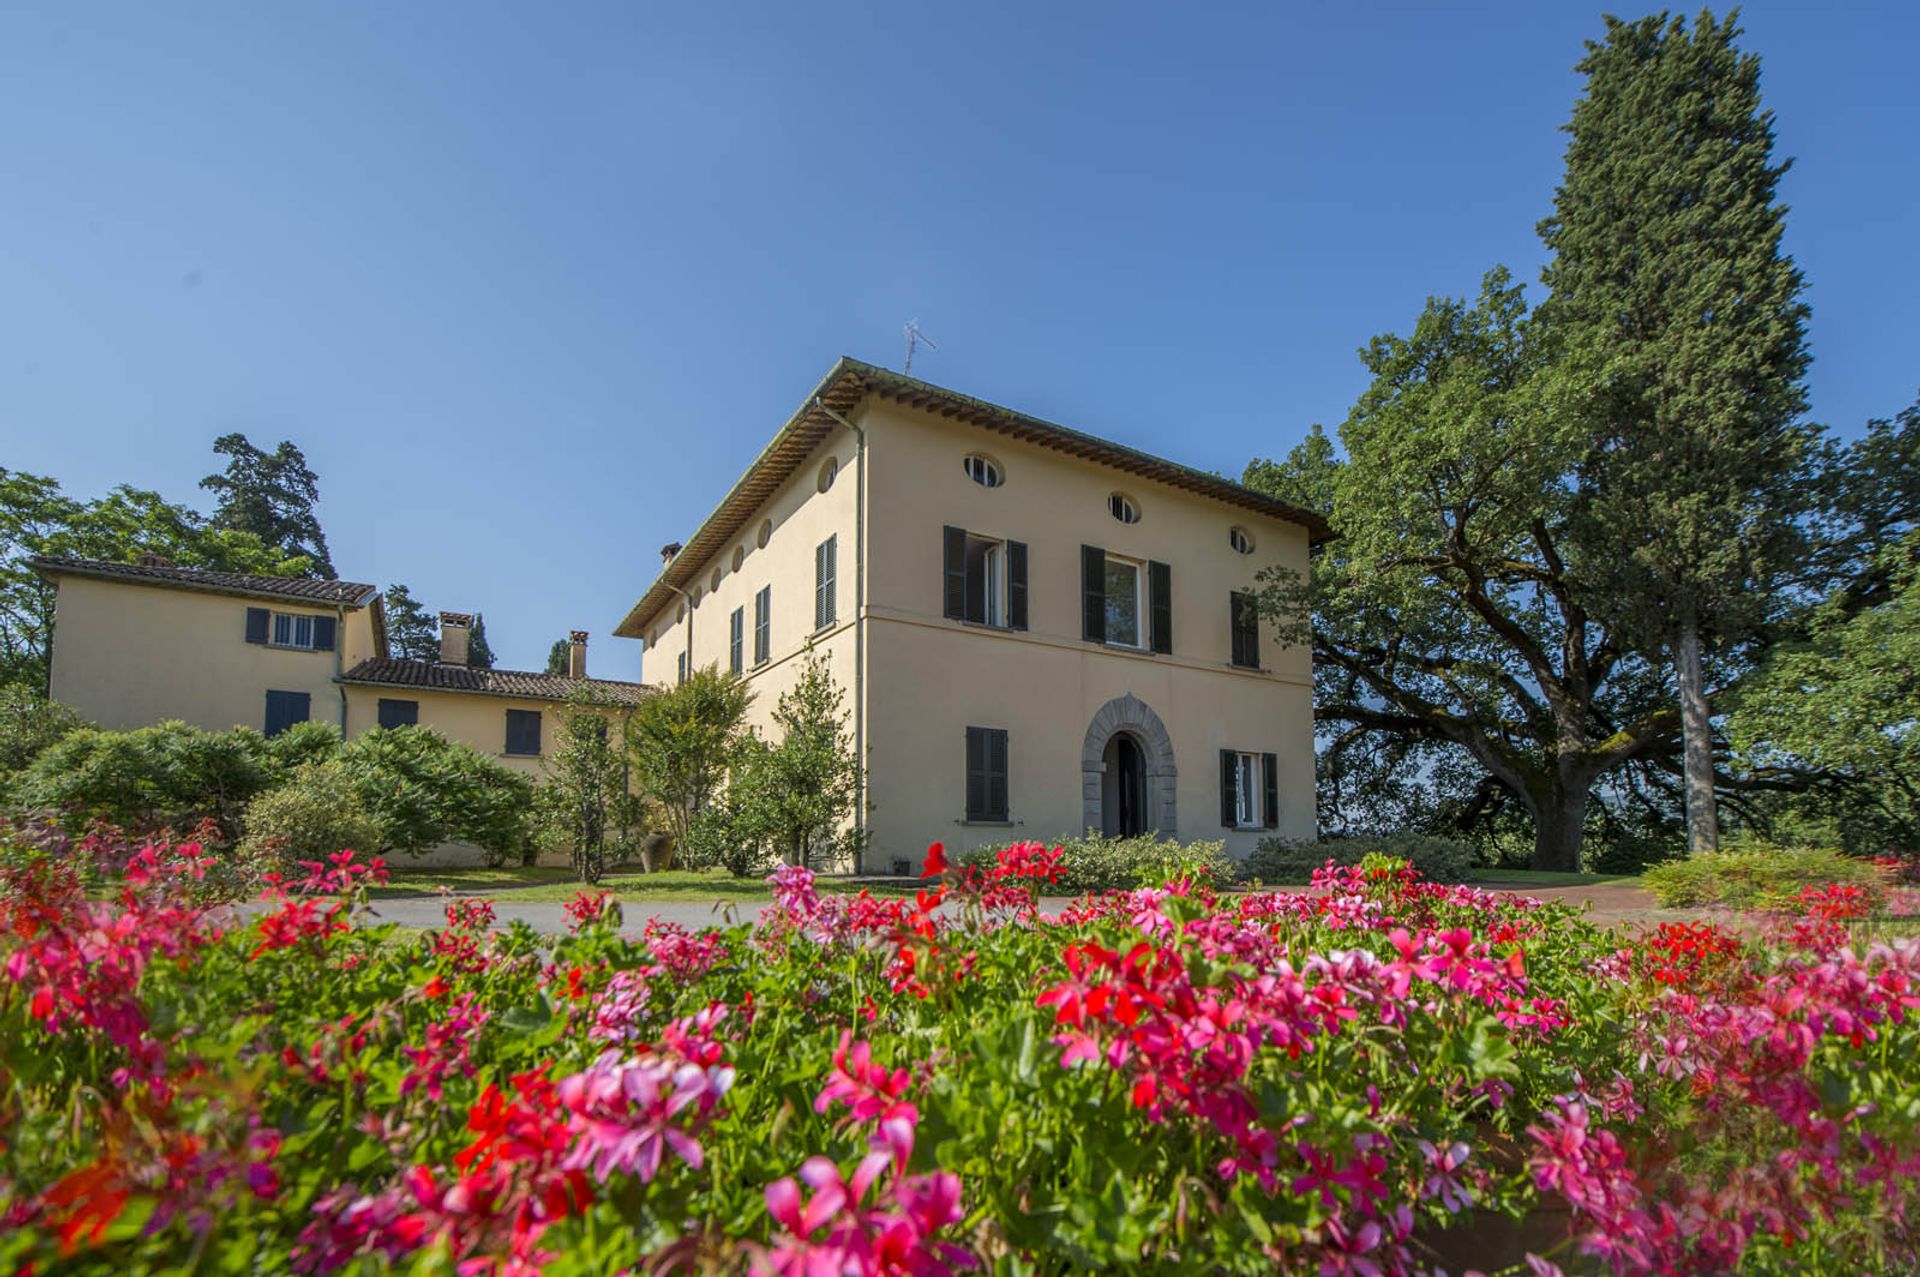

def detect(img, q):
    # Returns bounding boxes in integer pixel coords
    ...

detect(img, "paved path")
[256,880,1681,938]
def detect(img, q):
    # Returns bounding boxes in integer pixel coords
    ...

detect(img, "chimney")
[438,611,473,667]
[568,630,588,679]
[135,552,176,569]
[659,542,683,568]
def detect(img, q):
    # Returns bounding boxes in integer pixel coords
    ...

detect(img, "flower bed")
[1,837,1917,1275]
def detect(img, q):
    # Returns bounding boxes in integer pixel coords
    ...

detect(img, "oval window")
[1108,493,1140,525]
[731,545,745,571]
[675,604,686,623]
[757,519,772,549]
[818,457,840,494]
[710,567,724,592]
[1229,526,1255,555]
[963,454,1003,488]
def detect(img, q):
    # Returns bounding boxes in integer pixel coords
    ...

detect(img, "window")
[675,650,688,685]
[505,709,542,756]
[942,526,1027,629]
[247,607,334,651]
[710,567,723,592]
[757,519,772,549]
[729,606,745,676]
[815,535,837,630]
[818,457,839,493]
[732,545,746,571]
[1082,547,1170,652]
[963,454,1003,488]
[1220,749,1279,830]
[754,586,771,665]
[965,726,1009,822]
[377,698,419,730]
[1229,526,1255,555]
[1230,591,1261,669]
[1108,493,1140,524]
[264,690,310,737]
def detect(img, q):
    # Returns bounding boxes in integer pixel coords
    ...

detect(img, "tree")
[467,614,496,670]
[383,585,440,661]
[626,665,753,859]
[336,726,533,861]
[1,470,304,691]
[545,639,571,676]
[200,434,336,577]
[535,690,633,883]
[0,685,87,778]
[1246,271,1684,871]
[1538,10,1814,855]
[739,649,862,870]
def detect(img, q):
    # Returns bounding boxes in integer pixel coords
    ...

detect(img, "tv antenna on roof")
[903,320,936,376]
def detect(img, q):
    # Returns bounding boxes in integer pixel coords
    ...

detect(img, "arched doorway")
[1102,733,1147,837]
[1081,694,1178,838]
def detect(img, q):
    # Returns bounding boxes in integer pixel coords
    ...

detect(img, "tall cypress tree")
[201,434,336,578]
[1539,9,1813,854]
[467,613,497,670]
[382,584,439,662]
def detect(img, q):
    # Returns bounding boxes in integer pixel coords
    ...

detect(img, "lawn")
[1466,866,1642,887]
[363,864,923,902]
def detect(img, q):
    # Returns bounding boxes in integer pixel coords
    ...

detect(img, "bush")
[11,720,285,838]
[238,760,384,870]
[336,726,534,860]
[961,832,1231,893]
[1242,832,1478,884]
[1641,842,1888,910]
[0,685,88,777]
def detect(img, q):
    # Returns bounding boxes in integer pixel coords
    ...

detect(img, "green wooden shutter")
[1148,561,1172,654]
[965,727,987,820]
[988,729,1009,820]
[1081,546,1106,643]
[943,526,967,620]
[245,607,269,644]
[1220,750,1237,827]
[1006,541,1028,630]
[1262,753,1279,829]
[816,535,837,630]
[312,615,337,651]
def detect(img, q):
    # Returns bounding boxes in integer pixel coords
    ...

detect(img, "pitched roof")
[31,556,379,607]
[341,657,653,706]
[612,357,1332,638]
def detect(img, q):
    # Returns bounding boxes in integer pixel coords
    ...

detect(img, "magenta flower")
[557,1049,733,1184]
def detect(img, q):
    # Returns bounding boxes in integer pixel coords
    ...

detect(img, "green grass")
[362,865,922,903]
[1466,868,1641,887]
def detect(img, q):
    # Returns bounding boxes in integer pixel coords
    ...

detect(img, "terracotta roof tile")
[31,556,378,606]
[342,657,652,706]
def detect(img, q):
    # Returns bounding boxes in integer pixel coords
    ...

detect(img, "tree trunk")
[1530,797,1587,873]
[1674,616,1720,855]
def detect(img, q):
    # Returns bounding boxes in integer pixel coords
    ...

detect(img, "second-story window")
[1082,546,1170,653]
[505,709,542,756]
[754,586,771,665]
[729,606,744,675]
[245,607,335,652]
[815,535,837,630]
[675,651,688,685]
[1230,591,1261,669]
[942,526,1027,630]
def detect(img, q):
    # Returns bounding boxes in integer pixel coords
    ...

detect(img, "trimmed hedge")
[960,832,1231,893]
[1242,832,1478,885]
[1642,843,1887,910]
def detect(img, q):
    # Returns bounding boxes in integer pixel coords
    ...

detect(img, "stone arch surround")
[1080,694,1177,837]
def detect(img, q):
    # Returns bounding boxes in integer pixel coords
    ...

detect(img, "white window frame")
[1234,751,1262,829]
[964,455,1003,488]
[1103,554,1145,650]
[961,533,1007,627]
[270,612,317,650]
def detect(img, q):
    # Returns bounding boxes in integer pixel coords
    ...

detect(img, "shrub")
[0,685,87,777]
[337,726,533,860]
[1642,841,1888,910]
[238,760,384,870]
[1242,831,1478,884]
[11,720,283,838]
[961,832,1231,893]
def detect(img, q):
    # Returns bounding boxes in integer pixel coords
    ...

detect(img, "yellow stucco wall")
[47,575,375,734]
[629,394,1317,866]
[341,684,635,777]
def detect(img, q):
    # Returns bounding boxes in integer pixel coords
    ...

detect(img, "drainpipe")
[812,397,867,874]
[334,603,349,740]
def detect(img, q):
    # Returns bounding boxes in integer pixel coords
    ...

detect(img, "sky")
[3,2,1915,682]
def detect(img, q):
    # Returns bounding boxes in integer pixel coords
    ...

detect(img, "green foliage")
[200,433,335,577]
[264,719,343,772]
[962,833,1231,893]
[0,467,307,689]
[238,759,383,868]
[0,686,87,777]
[533,692,636,883]
[13,720,286,838]
[336,726,533,860]
[1243,832,1478,885]
[545,639,571,676]
[467,613,496,670]
[626,664,753,855]
[1642,842,1886,911]
[382,584,440,661]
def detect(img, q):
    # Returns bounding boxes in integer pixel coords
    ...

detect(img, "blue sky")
[3,2,1915,680]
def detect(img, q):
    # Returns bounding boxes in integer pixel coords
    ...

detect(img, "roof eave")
[30,558,378,609]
